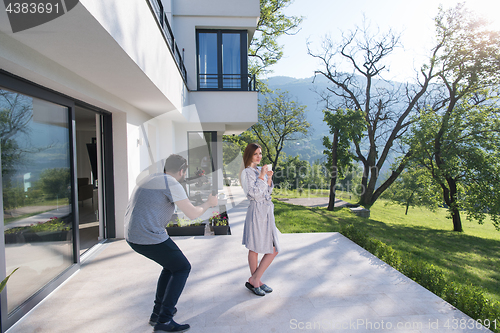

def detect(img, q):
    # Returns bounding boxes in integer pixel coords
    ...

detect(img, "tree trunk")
[327,130,339,211]
[405,191,414,215]
[451,208,463,232]
[440,177,463,232]
[447,178,463,232]
[327,175,337,211]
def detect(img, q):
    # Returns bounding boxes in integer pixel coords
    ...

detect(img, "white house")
[0,0,259,330]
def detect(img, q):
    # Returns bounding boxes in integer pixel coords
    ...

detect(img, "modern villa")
[0,0,259,330]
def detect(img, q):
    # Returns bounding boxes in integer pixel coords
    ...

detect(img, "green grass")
[273,195,500,304]
[274,188,356,201]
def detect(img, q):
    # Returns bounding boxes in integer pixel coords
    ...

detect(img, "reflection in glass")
[222,33,241,89]
[1,88,73,314]
[198,32,218,89]
[186,132,215,204]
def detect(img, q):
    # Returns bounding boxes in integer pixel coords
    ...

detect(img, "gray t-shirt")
[125,173,187,245]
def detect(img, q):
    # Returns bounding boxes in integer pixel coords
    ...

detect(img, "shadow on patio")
[6,187,489,333]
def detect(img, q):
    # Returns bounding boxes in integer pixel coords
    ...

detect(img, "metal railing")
[198,73,258,91]
[148,0,187,81]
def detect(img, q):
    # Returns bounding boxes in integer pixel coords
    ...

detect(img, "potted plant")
[166,217,205,236]
[209,211,230,235]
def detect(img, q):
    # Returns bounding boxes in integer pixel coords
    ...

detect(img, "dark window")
[197,30,248,90]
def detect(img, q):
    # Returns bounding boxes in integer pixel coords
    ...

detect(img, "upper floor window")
[197,30,248,90]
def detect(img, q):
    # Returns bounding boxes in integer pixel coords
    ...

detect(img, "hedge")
[341,224,500,333]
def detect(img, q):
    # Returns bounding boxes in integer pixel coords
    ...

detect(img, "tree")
[408,4,500,232]
[37,168,71,199]
[0,90,33,180]
[322,108,364,210]
[273,154,309,190]
[249,0,302,80]
[251,89,310,171]
[308,20,442,208]
[382,163,441,215]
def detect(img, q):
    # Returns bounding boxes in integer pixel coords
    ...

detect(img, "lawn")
[273,193,500,304]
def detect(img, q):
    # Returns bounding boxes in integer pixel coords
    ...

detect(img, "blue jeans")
[128,238,191,323]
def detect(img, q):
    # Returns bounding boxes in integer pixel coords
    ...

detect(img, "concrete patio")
[6,189,491,332]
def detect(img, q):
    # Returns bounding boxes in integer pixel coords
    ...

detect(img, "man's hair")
[164,154,188,173]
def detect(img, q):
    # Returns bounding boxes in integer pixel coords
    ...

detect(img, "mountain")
[262,75,399,180]
[262,75,334,164]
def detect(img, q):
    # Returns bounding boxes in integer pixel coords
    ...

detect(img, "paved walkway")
[6,188,491,333]
[278,197,355,208]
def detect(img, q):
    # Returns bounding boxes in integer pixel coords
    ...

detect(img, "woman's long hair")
[239,143,262,183]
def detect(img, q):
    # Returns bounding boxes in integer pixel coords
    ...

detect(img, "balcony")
[147,0,187,82]
[198,74,257,91]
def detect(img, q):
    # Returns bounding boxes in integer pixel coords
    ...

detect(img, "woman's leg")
[248,247,278,287]
[248,250,259,275]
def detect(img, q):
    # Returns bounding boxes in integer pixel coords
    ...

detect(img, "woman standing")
[240,143,280,296]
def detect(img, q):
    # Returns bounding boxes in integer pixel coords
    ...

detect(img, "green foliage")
[37,168,71,200]
[1,184,25,210]
[382,164,441,215]
[322,108,365,178]
[209,211,228,226]
[222,133,257,180]
[274,155,308,189]
[0,268,19,294]
[275,198,500,305]
[341,224,500,331]
[5,216,69,234]
[409,101,500,230]
[249,0,302,82]
[251,89,310,170]
[168,217,203,227]
[407,4,500,231]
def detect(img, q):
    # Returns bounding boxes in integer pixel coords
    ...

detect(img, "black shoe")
[153,320,190,332]
[245,282,265,296]
[149,308,177,326]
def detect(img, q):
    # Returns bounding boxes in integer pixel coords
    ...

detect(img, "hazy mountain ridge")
[262,75,399,179]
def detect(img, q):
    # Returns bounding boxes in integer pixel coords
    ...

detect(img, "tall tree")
[322,108,364,210]
[308,15,454,208]
[408,4,500,232]
[251,89,310,171]
[249,0,302,81]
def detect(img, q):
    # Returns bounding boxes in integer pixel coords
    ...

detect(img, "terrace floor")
[6,187,490,333]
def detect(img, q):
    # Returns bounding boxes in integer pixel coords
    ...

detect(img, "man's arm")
[175,195,218,220]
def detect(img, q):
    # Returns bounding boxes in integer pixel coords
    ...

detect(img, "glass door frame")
[0,71,115,331]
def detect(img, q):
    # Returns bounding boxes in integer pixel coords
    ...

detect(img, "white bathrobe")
[241,166,281,254]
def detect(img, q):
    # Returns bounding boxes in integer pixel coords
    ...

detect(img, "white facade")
[0,0,259,238]
[0,1,259,328]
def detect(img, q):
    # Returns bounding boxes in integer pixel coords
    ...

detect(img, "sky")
[265,0,500,82]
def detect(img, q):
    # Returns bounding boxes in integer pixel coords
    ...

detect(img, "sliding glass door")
[0,87,74,314]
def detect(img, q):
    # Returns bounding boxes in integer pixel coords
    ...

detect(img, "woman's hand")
[266,170,273,186]
[259,165,268,180]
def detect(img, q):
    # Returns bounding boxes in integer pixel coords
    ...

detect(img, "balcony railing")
[198,74,258,91]
[148,0,187,81]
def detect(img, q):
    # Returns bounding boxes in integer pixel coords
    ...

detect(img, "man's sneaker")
[149,308,177,326]
[153,320,190,332]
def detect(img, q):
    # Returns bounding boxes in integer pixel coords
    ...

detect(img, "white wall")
[80,0,189,114]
